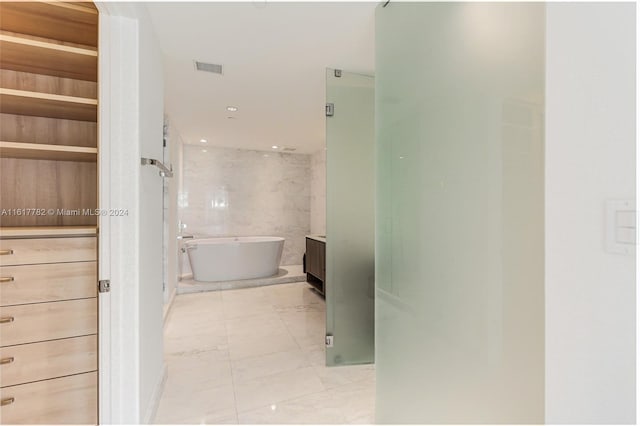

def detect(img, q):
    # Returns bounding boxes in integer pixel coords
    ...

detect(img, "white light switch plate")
[605,199,636,255]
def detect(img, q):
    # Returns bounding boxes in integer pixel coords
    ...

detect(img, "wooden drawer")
[0,237,96,266]
[0,298,96,347]
[0,335,96,387]
[0,262,96,306]
[0,372,97,424]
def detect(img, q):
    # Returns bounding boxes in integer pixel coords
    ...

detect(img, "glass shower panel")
[325,68,375,366]
[375,3,544,423]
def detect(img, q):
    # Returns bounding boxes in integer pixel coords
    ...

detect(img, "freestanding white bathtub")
[185,236,284,282]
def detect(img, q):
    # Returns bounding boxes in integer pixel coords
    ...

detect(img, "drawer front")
[0,372,97,424]
[0,335,97,387]
[0,298,96,347]
[0,262,96,306]
[0,237,96,266]
[306,238,326,280]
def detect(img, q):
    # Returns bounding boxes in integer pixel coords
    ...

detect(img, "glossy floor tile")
[154,282,375,424]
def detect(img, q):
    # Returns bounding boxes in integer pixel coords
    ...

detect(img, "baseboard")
[163,287,177,326]
[142,363,168,424]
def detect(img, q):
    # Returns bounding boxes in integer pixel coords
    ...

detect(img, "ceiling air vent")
[194,61,223,75]
[283,147,297,152]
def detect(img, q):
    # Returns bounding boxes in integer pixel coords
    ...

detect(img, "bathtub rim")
[185,236,285,247]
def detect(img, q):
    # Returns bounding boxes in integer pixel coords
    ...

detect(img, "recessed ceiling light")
[226,106,238,112]
[200,139,207,143]
[271,145,279,149]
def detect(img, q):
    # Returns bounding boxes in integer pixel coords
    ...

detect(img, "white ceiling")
[146,2,376,154]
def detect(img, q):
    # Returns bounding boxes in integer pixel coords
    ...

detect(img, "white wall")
[98,3,166,423]
[545,3,636,424]
[136,5,166,422]
[310,149,326,235]
[180,145,311,265]
[97,10,140,423]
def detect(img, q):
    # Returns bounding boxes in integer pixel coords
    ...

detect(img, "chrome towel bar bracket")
[141,157,174,178]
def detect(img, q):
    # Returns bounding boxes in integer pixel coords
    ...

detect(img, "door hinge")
[98,279,111,293]
[325,335,334,348]
[326,103,334,117]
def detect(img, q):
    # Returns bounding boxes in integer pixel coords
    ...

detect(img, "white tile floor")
[154,282,375,424]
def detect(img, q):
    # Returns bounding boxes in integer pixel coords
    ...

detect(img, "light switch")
[616,227,636,244]
[616,210,636,228]
[605,200,636,255]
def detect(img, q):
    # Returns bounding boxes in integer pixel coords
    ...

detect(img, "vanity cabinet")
[0,2,100,423]
[305,237,326,295]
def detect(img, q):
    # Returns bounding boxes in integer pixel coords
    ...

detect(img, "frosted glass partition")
[375,3,544,423]
[325,68,375,366]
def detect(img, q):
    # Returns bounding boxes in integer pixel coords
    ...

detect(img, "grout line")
[230,284,326,416]
[224,292,243,424]
[160,288,237,424]
[275,286,331,400]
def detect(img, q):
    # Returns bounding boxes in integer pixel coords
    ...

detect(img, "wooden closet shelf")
[0,226,97,239]
[0,2,98,47]
[0,88,97,122]
[0,141,97,162]
[0,34,97,82]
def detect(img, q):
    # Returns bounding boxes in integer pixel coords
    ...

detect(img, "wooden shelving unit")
[0,2,100,422]
[0,141,97,162]
[0,88,97,122]
[0,33,97,81]
[0,2,98,47]
[0,226,97,238]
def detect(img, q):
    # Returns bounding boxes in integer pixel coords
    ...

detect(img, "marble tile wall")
[180,146,311,265]
[310,149,326,235]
